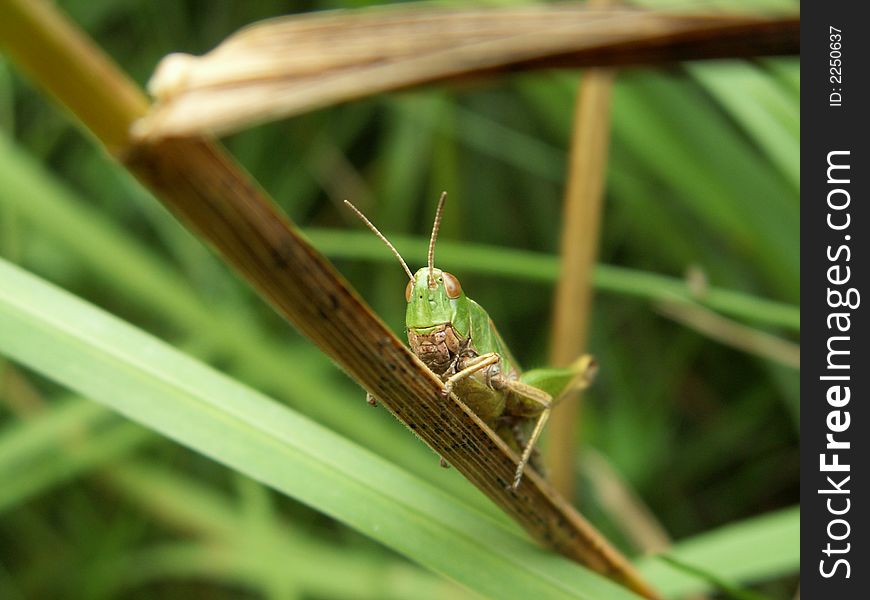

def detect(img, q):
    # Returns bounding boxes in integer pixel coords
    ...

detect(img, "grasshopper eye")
[405,280,413,302]
[443,272,462,299]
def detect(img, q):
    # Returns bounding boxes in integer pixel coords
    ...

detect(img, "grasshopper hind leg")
[505,355,598,489]
[510,419,547,477]
[493,378,553,490]
[493,416,549,489]
[512,406,551,489]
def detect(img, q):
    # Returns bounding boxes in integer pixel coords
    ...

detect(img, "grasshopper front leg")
[441,352,500,396]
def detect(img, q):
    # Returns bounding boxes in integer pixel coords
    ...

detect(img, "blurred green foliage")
[0,0,798,598]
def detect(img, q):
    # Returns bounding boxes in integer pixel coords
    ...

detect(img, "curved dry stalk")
[122,136,661,600]
[134,4,800,139]
[0,1,661,597]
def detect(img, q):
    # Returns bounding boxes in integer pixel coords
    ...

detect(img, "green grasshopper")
[345,193,596,489]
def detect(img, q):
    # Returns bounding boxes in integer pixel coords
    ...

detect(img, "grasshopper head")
[405,267,464,331]
[405,267,468,373]
[344,192,468,337]
[344,192,470,357]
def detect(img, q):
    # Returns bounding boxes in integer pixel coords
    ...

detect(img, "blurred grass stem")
[0,0,148,152]
[656,301,800,369]
[305,229,801,332]
[545,42,614,501]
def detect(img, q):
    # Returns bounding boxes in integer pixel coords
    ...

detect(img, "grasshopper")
[345,193,596,489]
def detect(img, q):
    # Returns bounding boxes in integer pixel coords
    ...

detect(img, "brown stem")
[0,1,661,597]
[546,65,614,498]
[122,137,661,599]
[0,0,148,152]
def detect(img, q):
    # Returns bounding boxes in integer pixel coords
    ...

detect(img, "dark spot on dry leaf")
[269,246,290,269]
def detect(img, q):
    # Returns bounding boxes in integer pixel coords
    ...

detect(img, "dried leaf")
[135,4,798,139]
[122,136,662,600]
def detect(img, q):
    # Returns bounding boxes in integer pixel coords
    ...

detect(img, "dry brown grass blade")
[583,450,671,555]
[121,137,661,600]
[1,1,662,598]
[134,3,799,139]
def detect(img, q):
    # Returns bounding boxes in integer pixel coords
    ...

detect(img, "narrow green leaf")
[0,397,109,470]
[108,461,477,600]
[657,556,771,600]
[0,415,151,511]
[640,506,799,597]
[687,62,798,190]
[309,229,800,332]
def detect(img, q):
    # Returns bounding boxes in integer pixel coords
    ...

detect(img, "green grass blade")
[640,506,799,597]
[0,258,642,600]
[309,229,800,332]
[0,405,470,598]
[0,416,151,511]
[108,461,477,600]
[687,62,798,191]
[0,397,109,469]
[117,540,475,600]
[656,556,770,600]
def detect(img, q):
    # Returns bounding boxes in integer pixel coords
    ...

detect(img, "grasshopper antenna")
[344,200,414,281]
[428,191,447,287]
